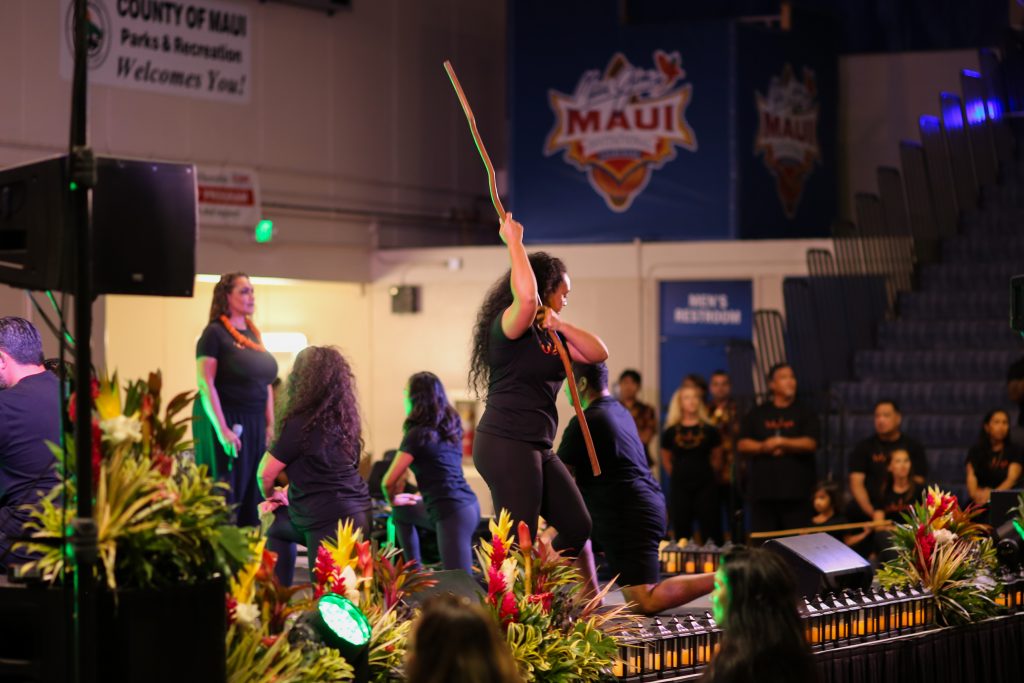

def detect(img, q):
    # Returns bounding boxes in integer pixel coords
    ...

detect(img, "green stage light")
[317,594,371,648]
[254,219,274,243]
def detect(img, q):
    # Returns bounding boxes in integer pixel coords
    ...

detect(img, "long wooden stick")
[748,520,892,541]
[444,60,601,476]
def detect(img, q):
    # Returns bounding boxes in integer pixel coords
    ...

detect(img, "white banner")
[197,167,261,226]
[59,0,252,104]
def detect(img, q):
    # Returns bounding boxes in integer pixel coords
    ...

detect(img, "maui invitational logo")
[754,64,820,219]
[544,50,697,213]
[64,0,112,70]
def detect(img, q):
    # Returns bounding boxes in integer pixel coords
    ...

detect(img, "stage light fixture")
[316,594,371,659]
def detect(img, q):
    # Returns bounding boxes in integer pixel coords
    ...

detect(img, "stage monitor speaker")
[0,155,197,296]
[764,532,873,597]
[401,569,484,607]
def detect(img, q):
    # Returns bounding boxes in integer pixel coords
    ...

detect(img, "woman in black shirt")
[660,385,723,545]
[194,272,278,527]
[383,372,480,574]
[966,408,1022,506]
[469,213,608,591]
[258,346,370,563]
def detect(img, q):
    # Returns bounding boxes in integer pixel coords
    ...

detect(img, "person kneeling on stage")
[0,317,60,572]
[557,362,713,614]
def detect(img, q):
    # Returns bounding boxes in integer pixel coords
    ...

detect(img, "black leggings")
[473,431,591,554]
[671,482,723,545]
[268,505,371,586]
[392,498,481,574]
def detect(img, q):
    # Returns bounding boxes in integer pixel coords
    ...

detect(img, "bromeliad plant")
[877,486,1002,625]
[17,371,250,591]
[476,510,630,683]
[311,519,438,683]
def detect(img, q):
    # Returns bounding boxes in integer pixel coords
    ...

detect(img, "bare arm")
[996,462,1022,491]
[257,452,287,499]
[382,451,415,504]
[736,437,764,455]
[558,320,609,363]
[661,448,673,476]
[777,436,817,454]
[848,472,874,517]
[965,463,989,505]
[265,384,275,445]
[849,472,875,517]
[498,214,541,340]
[196,357,240,457]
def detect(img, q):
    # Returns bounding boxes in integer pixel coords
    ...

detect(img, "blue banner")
[509,0,733,243]
[508,0,836,244]
[659,280,753,339]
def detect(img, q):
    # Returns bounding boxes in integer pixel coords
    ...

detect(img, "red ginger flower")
[486,564,507,604]
[498,591,519,626]
[491,537,507,569]
[527,592,554,613]
[225,594,238,625]
[915,524,936,572]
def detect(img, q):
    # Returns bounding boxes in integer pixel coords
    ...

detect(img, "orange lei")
[220,315,266,352]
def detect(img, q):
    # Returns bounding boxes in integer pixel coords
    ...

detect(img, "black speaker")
[764,533,873,597]
[0,155,197,296]
[389,285,420,314]
[402,569,484,607]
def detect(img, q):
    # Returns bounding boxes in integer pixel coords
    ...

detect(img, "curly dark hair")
[281,346,362,463]
[703,547,816,683]
[404,371,462,446]
[208,272,249,323]
[468,252,566,396]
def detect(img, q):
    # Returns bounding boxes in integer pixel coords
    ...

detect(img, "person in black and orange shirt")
[965,408,1022,506]
[660,385,724,544]
[847,400,928,523]
[617,369,657,467]
[736,363,819,534]
[873,448,921,561]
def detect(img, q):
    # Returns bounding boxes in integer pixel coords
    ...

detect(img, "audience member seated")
[616,368,657,468]
[873,448,921,561]
[660,385,724,545]
[700,547,817,683]
[847,400,928,523]
[809,481,872,549]
[559,362,715,614]
[965,408,1022,507]
[736,364,820,534]
[0,317,60,573]
[405,594,523,683]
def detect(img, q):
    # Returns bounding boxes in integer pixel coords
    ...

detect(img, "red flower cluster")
[485,548,518,626]
[225,594,239,626]
[527,592,554,613]
[313,546,345,599]
[915,524,936,570]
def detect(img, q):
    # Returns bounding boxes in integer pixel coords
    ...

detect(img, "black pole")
[70,2,98,682]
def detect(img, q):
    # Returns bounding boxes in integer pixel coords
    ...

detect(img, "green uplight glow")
[318,594,371,647]
[69,181,78,191]
[254,219,274,243]
[1013,519,1024,541]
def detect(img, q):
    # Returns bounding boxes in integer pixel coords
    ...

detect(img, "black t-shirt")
[271,413,369,531]
[811,513,848,541]
[878,482,921,521]
[966,443,1023,489]
[848,434,928,506]
[660,422,721,486]
[557,396,665,539]
[0,372,61,521]
[476,315,566,449]
[739,401,820,501]
[196,322,278,414]
[399,426,477,523]
[1009,356,1024,427]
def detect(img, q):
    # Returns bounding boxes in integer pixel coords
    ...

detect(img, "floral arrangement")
[225,537,354,683]
[477,511,628,683]
[310,519,438,682]
[877,486,1002,625]
[18,372,249,591]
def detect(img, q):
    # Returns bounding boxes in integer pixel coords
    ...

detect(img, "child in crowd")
[810,481,872,548]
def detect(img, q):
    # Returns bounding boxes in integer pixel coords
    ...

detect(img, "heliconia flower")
[355,540,373,580]
[491,537,507,569]
[487,564,507,602]
[260,635,279,648]
[140,392,155,420]
[498,591,519,625]
[915,524,936,571]
[225,594,238,625]
[94,374,123,421]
